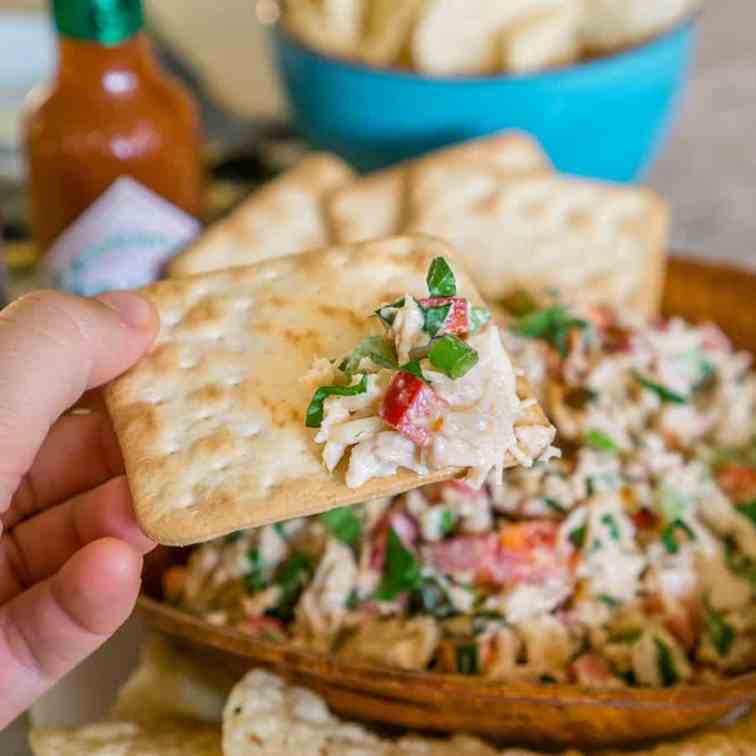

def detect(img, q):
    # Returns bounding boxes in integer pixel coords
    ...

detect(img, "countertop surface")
[2,1,755,753]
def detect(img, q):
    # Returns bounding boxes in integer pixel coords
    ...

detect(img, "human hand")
[0,290,159,728]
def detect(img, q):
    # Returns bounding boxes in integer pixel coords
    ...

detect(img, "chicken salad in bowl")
[162,291,756,689]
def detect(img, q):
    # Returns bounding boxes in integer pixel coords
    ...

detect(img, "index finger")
[0,290,158,516]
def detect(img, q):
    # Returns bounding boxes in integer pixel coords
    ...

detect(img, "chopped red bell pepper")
[715,463,756,503]
[632,508,658,530]
[419,296,469,335]
[380,371,437,447]
[429,521,568,586]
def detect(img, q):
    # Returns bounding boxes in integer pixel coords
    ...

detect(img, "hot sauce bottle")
[23,0,204,295]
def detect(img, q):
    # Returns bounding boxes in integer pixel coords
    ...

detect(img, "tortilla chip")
[499,1,584,73]
[168,153,354,277]
[106,235,552,545]
[360,0,428,67]
[326,132,551,244]
[29,719,222,756]
[112,635,237,725]
[581,0,701,53]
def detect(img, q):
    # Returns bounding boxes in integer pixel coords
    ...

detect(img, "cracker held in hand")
[106,236,553,545]
[168,153,354,277]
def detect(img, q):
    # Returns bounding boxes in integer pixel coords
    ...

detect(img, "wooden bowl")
[138,256,756,749]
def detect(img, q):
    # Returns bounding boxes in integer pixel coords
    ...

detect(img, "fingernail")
[97,291,156,331]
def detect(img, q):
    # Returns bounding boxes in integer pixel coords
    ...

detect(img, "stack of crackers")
[169,132,668,317]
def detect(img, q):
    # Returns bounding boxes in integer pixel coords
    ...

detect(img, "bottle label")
[44,176,200,297]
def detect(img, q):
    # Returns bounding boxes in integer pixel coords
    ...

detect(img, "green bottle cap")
[52,0,144,46]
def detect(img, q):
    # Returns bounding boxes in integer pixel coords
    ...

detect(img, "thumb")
[0,290,158,515]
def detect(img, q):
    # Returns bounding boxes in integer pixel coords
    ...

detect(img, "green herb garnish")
[440,510,456,536]
[601,513,621,542]
[429,335,479,379]
[569,526,587,549]
[374,297,405,328]
[585,429,617,453]
[339,336,397,377]
[456,643,479,675]
[319,507,362,546]
[598,594,620,607]
[654,638,680,687]
[724,540,756,590]
[409,577,455,618]
[544,497,565,515]
[376,527,421,600]
[514,305,589,356]
[224,531,242,544]
[306,373,369,428]
[695,359,716,392]
[400,359,427,382]
[267,552,314,623]
[244,549,268,594]
[660,520,696,555]
[737,500,756,526]
[422,302,452,337]
[427,257,457,297]
[274,522,287,540]
[634,371,686,404]
[704,597,735,657]
[469,306,492,333]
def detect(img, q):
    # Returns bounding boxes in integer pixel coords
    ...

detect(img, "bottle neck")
[56,32,158,88]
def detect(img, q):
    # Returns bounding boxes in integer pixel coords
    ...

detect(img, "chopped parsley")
[427,257,457,297]
[544,497,565,515]
[585,429,617,453]
[244,549,268,594]
[600,513,621,542]
[339,336,397,377]
[724,540,756,590]
[439,509,456,536]
[737,500,756,526]
[409,577,455,618]
[469,306,492,333]
[422,301,452,337]
[376,527,421,601]
[374,297,405,328]
[633,372,686,404]
[305,373,369,428]
[455,643,479,674]
[267,552,314,623]
[569,526,587,549]
[319,507,362,546]
[654,638,680,687]
[224,531,242,544]
[597,593,620,607]
[704,597,735,657]
[400,359,427,382]
[514,305,589,356]
[660,520,696,555]
[429,334,479,379]
[274,522,287,540]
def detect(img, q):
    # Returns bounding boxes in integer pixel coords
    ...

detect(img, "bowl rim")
[270,9,700,85]
[138,593,756,710]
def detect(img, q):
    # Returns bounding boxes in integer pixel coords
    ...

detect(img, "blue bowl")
[271,19,697,181]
